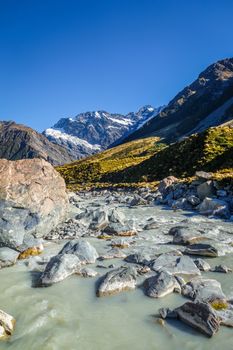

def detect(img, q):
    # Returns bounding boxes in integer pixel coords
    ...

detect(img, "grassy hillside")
[56,137,165,189]
[57,125,233,190]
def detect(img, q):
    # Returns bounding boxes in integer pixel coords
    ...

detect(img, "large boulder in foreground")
[0,158,68,249]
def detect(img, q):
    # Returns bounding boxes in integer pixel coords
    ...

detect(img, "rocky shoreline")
[0,160,233,343]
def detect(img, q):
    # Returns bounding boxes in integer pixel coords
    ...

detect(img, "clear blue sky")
[0,0,232,131]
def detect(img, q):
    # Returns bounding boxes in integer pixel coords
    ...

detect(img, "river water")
[1,197,233,350]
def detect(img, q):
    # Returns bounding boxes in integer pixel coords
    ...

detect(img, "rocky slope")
[44,105,163,159]
[0,121,74,165]
[123,58,233,143]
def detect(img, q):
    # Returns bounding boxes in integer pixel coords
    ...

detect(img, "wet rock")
[59,240,98,264]
[88,209,109,230]
[193,258,211,272]
[175,301,220,337]
[198,198,230,219]
[0,309,16,340]
[170,226,206,245]
[0,247,19,268]
[39,254,81,286]
[171,198,192,210]
[158,307,177,319]
[186,195,201,206]
[97,266,137,297]
[144,270,181,298]
[0,158,68,249]
[125,252,152,265]
[110,238,131,249]
[130,195,147,206]
[182,277,226,303]
[151,253,201,277]
[103,223,137,237]
[79,267,98,277]
[216,307,233,327]
[210,265,232,273]
[184,243,219,257]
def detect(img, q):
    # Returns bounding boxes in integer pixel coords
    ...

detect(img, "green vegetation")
[57,125,233,190]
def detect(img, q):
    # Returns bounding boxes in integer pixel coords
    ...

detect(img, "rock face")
[123,57,233,143]
[175,302,220,337]
[0,158,68,249]
[0,121,74,165]
[97,266,137,296]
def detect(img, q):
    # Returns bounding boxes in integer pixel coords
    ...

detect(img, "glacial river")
[1,199,233,350]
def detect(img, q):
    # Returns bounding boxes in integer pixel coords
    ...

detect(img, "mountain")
[43,105,163,159]
[123,58,233,143]
[0,121,74,165]
[56,123,233,190]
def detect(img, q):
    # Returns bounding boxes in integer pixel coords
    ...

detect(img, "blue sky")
[0,0,233,131]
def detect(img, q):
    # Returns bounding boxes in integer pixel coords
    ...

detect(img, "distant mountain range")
[0,57,232,166]
[43,105,163,159]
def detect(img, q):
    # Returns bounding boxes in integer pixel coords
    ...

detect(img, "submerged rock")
[59,240,98,264]
[97,266,137,297]
[0,309,15,340]
[39,254,81,286]
[144,271,181,298]
[175,301,220,337]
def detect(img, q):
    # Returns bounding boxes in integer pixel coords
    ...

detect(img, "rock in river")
[39,254,81,286]
[0,247,19,268]
[97,266,137,297]
[0,309,16,340]
[144,270,181,298]
[59,239,98,264]
[0,158,68,249]
[184,243,219,257]
[175,301,220,337]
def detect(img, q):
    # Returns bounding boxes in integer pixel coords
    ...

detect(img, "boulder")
[193,258,210,272]
[97,266,137,297]
[144,271,181,298]
[175,301,220,337]
[0,247,19,268]
[0,159,68,249]
[198,198,230,219]
[184,243,219,257]
[170,226,206,245]
[151,253,201,277]
[197,181,215,200]
[158,176,178,195]
[39,253,81,286]
[103,223,137,237]
[186,195,201,206]
[59,240,98,264]
[0,309,15,340]
[181,277,226,304]
[125,252,152,265]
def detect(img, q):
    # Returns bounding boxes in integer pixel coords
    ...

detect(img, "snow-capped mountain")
[43,105,163,159]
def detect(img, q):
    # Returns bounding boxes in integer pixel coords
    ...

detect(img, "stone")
[108,208,125,224]
[0,309,16,339]
[99,248,127,260]
[0,158,68,249]
[144,271,181,298]
[171,198,192,210]
[158,176,178,195]
[59,240,98,264]
[198,198,230,219]
[193,258,210,272]
[170,226,206,245]
[0,247,19,268]
[110,238,131,249]
[217,190,227,197]
[79,267,98,277]
[143,220,158,230]
[97,266,137,297]
[39,254,81,286]
[181,277,226,303]
[186,195,201,206]
[125,252,152,265]
[151,253,201,277]
[195,171,213,180]
[88,209,109,230]
[197,181,215,200]
[130,195,147,206]
[175,301,220,337]
[184,243,219,257]
[210,265,232,273]
[103,223,137,237]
